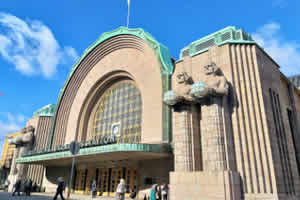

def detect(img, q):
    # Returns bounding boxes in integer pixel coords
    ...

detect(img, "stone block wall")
[170,171,240,200]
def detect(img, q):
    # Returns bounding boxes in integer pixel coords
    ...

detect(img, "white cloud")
[0,13,79,78]
[252,22,300,76]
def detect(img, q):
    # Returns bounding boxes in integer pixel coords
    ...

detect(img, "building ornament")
[8,126,35,147]
[163,62,229,106]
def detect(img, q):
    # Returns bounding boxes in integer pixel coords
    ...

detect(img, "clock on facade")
[111,123,121,136]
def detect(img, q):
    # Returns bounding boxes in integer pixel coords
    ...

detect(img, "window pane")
[92,80,142,143]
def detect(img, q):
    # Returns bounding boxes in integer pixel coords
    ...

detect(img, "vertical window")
[93,80,142,143]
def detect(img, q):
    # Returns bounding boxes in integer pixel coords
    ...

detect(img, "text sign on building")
[97,135,117,145]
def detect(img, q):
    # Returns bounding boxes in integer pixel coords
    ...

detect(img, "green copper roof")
[33,104,56,117]
[180,26,255,59]
[16,143,172,164]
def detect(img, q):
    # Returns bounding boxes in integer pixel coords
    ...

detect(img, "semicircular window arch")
[93,80,142,143]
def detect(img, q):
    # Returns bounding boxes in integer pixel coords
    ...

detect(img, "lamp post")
[66,141,80,200]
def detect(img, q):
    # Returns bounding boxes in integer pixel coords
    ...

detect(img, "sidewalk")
[35,192,117,200]
[0,191,118,200]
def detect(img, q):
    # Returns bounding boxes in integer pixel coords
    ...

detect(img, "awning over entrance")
[16,143,172,167]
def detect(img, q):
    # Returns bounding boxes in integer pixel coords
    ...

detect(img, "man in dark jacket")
[12,179,22,196]
[53,177,65,200]
[24,178,33,196]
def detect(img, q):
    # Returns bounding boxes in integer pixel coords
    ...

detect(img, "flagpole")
[126,2,130,28]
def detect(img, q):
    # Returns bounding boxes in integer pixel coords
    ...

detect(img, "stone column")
[173,105,193,172]
[17,146,30,179]
[173,104,202,172]
[8,147,20,192]
[201,96,227,171]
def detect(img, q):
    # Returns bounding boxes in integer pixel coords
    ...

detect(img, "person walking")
[115,178,126,200]
[4,179,10,192]
[53,177,65,200]
[32,182,38,192]
[24,178,33,196]
[161,184,168,200]
[150,184,157,200]
[91,179,97,198]
[12,179,21,196]
[156,185,162,200]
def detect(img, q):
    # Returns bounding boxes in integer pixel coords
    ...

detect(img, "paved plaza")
[0,192,116,200]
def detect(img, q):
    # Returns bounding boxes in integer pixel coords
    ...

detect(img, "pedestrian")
[150,184,157,200]
[12,179,21,196]
[156,185,161,200]
[53,177,65,200]
[91,179,97,198]
[24,178,33,196]
[129,188,137,200]
[32,182,38,192]
[4,179,10,192]
[161,184,168,200]
[115,178,126,200]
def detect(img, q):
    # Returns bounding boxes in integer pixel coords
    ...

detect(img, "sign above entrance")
[80,135,117,148]
[21,135,118,158]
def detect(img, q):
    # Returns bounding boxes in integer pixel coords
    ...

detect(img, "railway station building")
[7,26,300,200]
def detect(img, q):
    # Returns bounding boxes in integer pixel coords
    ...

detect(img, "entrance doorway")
[75,167,138,197]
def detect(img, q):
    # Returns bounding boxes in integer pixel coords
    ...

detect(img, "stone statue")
[7,126,35,192]
[163,72,196,105]
[164,63,229,106]
[8,126,34,147]
[203,62,229,96]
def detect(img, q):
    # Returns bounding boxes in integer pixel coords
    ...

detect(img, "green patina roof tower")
[180,26,255,59]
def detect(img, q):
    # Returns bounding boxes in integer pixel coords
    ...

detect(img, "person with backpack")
[53,177,65,200]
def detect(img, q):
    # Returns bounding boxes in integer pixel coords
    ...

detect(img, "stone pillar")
[173,104,202,172]
[170,97,241,200]
[8,147,20,192]
[201,97,227,171]
[173,105,194,172]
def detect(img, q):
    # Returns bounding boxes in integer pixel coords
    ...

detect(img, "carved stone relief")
[164,62,229,106]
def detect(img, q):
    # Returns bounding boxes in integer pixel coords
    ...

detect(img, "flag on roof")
[127,0,130,8]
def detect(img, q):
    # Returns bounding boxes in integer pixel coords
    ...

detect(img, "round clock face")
[112,125,120,135]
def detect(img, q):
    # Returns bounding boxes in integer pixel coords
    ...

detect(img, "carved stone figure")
[164,63,229,106]
[163,72,196,105]
[8,126,34,146]
[202,62,229,96]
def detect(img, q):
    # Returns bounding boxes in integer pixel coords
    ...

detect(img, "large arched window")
[93,80,142,143]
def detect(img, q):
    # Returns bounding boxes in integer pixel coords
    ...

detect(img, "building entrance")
[75,167,138,197]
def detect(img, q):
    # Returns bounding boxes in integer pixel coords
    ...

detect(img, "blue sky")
[0,0,300,154]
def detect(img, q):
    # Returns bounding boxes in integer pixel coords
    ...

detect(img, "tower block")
[164,50,241,200]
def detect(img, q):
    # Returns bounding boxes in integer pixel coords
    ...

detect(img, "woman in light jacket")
[116,179,126,200]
